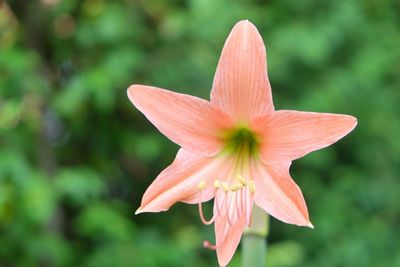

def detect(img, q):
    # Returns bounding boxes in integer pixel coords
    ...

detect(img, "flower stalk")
[242,206,269,267]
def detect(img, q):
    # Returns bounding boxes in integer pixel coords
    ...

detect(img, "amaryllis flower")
[127,20,357,266]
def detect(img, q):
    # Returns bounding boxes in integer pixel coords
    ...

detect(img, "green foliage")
[1,0,399,266]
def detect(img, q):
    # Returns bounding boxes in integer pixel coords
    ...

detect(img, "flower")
[127,20,357,266]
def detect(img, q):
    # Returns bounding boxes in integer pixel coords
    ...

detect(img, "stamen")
[237,174,247,186]
[197,180,206,191]
[225,191,235,226]
[249,180,256,193]
[222,182,229,192]
[197,187,216,225]
[229,191,241,225]
[245,203,251,226]
[214,190,226,217]
[231,183,243,192]
[244,184,255,227]
[236,187,243,217]
[213,180,220,190]
[197,177,256,229]
[247,214,253,227]
[198,202,216,225]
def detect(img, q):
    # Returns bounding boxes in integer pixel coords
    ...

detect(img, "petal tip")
[217,258,229,267]
[127,84,139,104]
[344,115,358,134]
[127,84,139,97]
[307,222,315,229]
[351,115,358,128]
[235,19,254,27]
[232,19,258,34]
[134,207,143,215]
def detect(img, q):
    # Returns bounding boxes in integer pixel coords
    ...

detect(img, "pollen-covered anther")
[213,180,220,190]
[222,182,229,192]
[197,180,206,191]
[237,174,247,186]
[231,183,243,191]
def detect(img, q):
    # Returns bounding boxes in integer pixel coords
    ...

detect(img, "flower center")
[222,126,260,155]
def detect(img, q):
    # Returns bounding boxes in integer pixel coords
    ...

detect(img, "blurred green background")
[1,0,399,266]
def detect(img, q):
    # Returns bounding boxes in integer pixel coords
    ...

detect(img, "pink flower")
[127,20,357,266]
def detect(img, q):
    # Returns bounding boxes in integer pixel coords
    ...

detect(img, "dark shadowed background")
[1,0,399,266]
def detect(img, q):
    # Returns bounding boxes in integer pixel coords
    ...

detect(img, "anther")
[237,174,247,186]
[213,180,220,190]
[222,182,229,192]
[249,181,256,193]
[197,180,206,191]
[231,183,243,191]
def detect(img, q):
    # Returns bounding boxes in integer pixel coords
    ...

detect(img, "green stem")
[242,206,269,267]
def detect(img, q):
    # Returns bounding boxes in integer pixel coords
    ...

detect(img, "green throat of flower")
[222,126,260,156]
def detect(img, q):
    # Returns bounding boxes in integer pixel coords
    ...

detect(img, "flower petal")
[136,149,232,214]
[128,85,232,157]
[211,20,274,123]
[215,216,247,267]
[252,161,311,227]
[255,110,357,163]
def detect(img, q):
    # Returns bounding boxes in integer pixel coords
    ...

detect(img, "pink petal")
[136,149,232,214]
[128,85,232,157]
[211,20,274,123]
[252,161,312,227]
[254,110,357,163]
[215,216,247,267]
